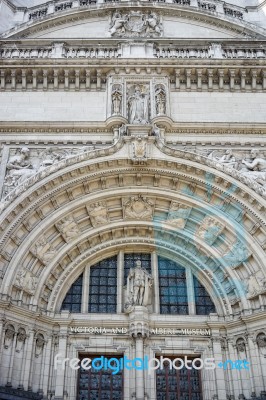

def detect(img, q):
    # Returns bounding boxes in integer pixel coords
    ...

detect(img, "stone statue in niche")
[35,333,45,358]
[125,260,153,313]
[155,84,166,115]
[56,214,80,242]
[16,328,26,353]
[87,202,109,226]
[111,84,122,115]
[5,147,37,187]
[241,149,266,185]
[4,325,15,349]
[128,85,149,124]
[124,194,153,220]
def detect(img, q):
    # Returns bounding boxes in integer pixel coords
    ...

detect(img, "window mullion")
[117,250,124,313]
[152,251,160,314]
[81,265,90,313]
[186,268,196,315]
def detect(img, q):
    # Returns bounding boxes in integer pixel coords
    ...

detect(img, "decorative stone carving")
[207,149,238,168]
[256,332,266,348]
[128,84,149,124]
[15,268,38,294]
[4,147,37,188]
[236,338,246,353]
[110,10,162,37]
[111,84,122,115]
[223,240,250,267]
[155,84,166,115]
[241,149,266,185]
[246,273,266,299]
[35,333,45,358]
[165,202,191,229]
[87,202,109,226]
[16,328,26,353]
[56,214,80,242]
[132,137,147,160]
[123,194,154,220]
[31,235,56,265]
[125,260,153,313]
[4,325,15,349]
[195,216,224,246]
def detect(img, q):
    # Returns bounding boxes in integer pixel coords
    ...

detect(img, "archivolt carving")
[87,202,109,226]
[123,195,154,220]
[31,235,57,265]
[15,268,38,294]
[56,214,80,242]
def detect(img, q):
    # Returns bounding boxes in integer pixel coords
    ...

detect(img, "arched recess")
[0,141,265,320]
[1,3,266,39]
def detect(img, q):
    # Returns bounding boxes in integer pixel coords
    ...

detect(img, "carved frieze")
[56,214,80,242]
[87,202,109,227]
[195,216,224,246]
[109,10,162,37]
[123,194,154,220]
[15,268,38,294]
[31,235,56,265]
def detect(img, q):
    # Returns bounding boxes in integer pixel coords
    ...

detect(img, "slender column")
[32,70,37,90]
[54,330,68,400]
[0,69,5,90]
[81,265,90,313]
[134,333,145,400]
[212,336,227,400]
[23,329,35,390]
[197,69,202,90]
[64,70,69,90]
[96,71,101,89]
[11,69,16,90]
[241,70,246,90]
[86,69,91,90]
[186,69,191,90]
[208,69,213,90]
[253,337,265,394]
[54,70,58,90]
[151,252,160,314]
[262,70,266,90]
[251,70,257,90]
[175,69,180,90]
[21,69,26,90]
[75,69,80,90]
[244,334,255,396]
[0,318,5,365]
[43,70,48,91]
[218,69,224,90]
[186,268,196,315]
[229,69,235,90]
[18,339,28,389]
[40,336,52,397]
[6,332,17,386]
[117,250,124,313]
[228,340,241,398]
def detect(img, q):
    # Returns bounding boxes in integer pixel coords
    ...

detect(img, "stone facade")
[0,0,266,399]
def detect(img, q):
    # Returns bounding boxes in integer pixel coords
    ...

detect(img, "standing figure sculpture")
[128,85,149,124]
[155,85,166,115]
[111,85,122,115]
[125,260,153,313]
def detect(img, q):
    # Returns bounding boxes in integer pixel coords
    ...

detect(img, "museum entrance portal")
[77,355,123,400]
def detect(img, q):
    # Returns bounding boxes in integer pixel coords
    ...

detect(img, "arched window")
[158,256,188,315]
[61,273,83,313]
[88,256,117,313]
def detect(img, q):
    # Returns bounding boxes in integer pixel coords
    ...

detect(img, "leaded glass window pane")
[193,276,216,315]
[88,256,117,313]
[61,274,83,313]
[124,253,151,284]
[156,357,202,400]
[158,257,188,315]
[78,355,123,400]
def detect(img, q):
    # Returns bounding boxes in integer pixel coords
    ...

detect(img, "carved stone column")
[22,329,35,390]
[211,336,227,400]
[54,329,68,400]
[129,306,149,400]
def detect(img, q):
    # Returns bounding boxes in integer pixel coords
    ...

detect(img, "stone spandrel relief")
[2,145,95,199]
[127,84,150,124]
[110,10,162,37]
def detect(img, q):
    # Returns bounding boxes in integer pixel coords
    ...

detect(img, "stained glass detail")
[78,355,123,400]
[61,274,83,313]
[88,256,117,313]
[158,257,188,315]
[193,276,216,315]
[124,253,151,284]
[156,357,202,400]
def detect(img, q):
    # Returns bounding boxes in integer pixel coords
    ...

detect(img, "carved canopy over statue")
[125,260,153,313]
